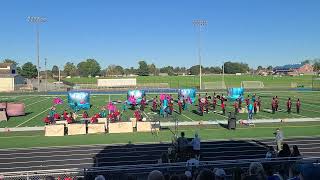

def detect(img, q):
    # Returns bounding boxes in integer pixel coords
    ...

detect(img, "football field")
[0,90,320,128]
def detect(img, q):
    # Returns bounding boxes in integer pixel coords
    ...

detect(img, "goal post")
[202,81,227,90]
[241,81,264,89]
[312,76,320,91]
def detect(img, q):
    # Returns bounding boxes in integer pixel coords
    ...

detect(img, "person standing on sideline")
[296,98,301,114]
[234,99,239,114]
[221,101,226,115]
[275,96,279,111]
[257,96,262,111]
[274,128,284,152]
[271,97,276,114]
[190,133,201,160]
[287,98,292,114]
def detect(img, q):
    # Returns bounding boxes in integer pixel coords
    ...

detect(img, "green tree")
[148,63,158,76]
[2,59,18,66]
[20,62,38,78]
[63,62,77,76]
[160,66,174,75]
[189,65,204,75]
[301,60,311,65]
[267,66,273,71]
[257,66,263,70]
[137,61,149,76]
[224,62,249,74]
[77,59,101,77]
[313,62,320,71]
[52,65,59,76]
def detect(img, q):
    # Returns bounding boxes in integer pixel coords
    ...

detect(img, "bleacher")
[1,137,320,179]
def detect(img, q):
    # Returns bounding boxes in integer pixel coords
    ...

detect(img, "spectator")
[249,162,267,180]
[265,146,277,159]
[190,133,201,160]
[158,152,169,164]
[288,164,300,180]
[186,154,200,171]
[148,170,165,180]
[274,128,284,152]
[213,168,226,180]
[265,165,282,180]
[184,171,192,180]
[278,143,291,157]
[291,145,301,157]
[196,169,214,180]
[177,132,189,152]
[298,163,320,180]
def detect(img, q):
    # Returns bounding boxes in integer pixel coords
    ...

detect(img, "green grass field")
[0,122,320,149]
[0,90,320,128]
[62,75,315,89]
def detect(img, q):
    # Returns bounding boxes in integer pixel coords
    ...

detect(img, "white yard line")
[15,108,51,127]
[25,98,49,107]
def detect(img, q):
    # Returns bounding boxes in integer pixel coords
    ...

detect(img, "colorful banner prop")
[227,88,244,101]
[107,102,117,112]
[159,94,171,101]
[178,89,196,104]
[126,90,146,105]
[67,91,90,111]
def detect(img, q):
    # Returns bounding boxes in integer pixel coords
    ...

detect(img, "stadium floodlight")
[27,16,47,92]
[193,19,207,90]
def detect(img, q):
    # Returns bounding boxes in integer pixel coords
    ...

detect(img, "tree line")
[1,58,320,79]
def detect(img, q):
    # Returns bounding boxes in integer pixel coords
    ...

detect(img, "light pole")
[193,19,207,90]
[27,16,47,92]
[44,58,47,92]
[222,61,225,83]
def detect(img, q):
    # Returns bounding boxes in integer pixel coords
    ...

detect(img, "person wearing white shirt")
[190,133,201,160]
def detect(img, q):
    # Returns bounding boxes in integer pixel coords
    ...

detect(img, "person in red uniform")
[212,96,217,111]
[234,100,239,114]
[152,97,157,112]
[275,96,279,111]
[53,113,60,120]
[220,94,225,104]
[296,98,301,114]
[169,98,174,115]
[66,114,73,124]
[205,96,209,113]
[257,96,261,112]
[199,101,204,116]
[245,95,250,107]
[178,99,183,114]
[221,101,226,115]
[272,97,276,114]
[253,100,258,114]
[287,97,292,114]
[43,114,51,124]
[134,109,142,121]
[63,110,68,120]
[82,111,89,118]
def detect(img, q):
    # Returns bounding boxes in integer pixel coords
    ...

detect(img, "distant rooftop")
[273,64,304,71]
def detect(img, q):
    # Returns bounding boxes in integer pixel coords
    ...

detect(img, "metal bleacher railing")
[2,156,319,180]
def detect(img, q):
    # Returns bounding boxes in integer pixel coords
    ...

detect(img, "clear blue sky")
[0,0,319,69]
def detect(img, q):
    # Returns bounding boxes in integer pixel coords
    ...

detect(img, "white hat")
[213,168,226,177]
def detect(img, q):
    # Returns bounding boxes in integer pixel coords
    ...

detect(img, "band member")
[238,97,242,109]
[53,113,60,120]
[66,113,73,124]
[152,97,157,112]
[205,96,209,113]
[275,96,279,111]
[63,110,68,120]
[169,98,174,115]
[140,97,146,111]
[272,97,276,114]
[257,96,261,111]
[287,98,292,114]
[220,94,225,104]
[251,94,256,103]
[82,111,89,118]
[221,101,226,115]
[296,98,301,114]
[212,96,217,111]
[253,100,258,114]
[178,99,183,114]
[234,100,239,114]
[245,95,250,106]
[43,114,51,124]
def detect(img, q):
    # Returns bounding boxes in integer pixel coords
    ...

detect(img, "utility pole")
[27,16,47,92]
[45,58,47,92]
[193,19,207,90]
[222,62,225,83]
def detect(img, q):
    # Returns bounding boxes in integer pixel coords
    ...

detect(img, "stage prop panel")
[108,122,133,133]
[137,121,152,132]
[45,125,65,136]
[6,102,25,116]
[67,124,86,135]
[87,124,105,134]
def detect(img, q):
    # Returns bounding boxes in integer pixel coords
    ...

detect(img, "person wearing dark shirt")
[221,102,226,115]
[234,100,239,114]
[177,132,188,152]
[278,143,291,157]
[272,97,276,114]
[291,145,301,157]
[253,100,258,114]
[275,96,279,111]
[287,98,292,114]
